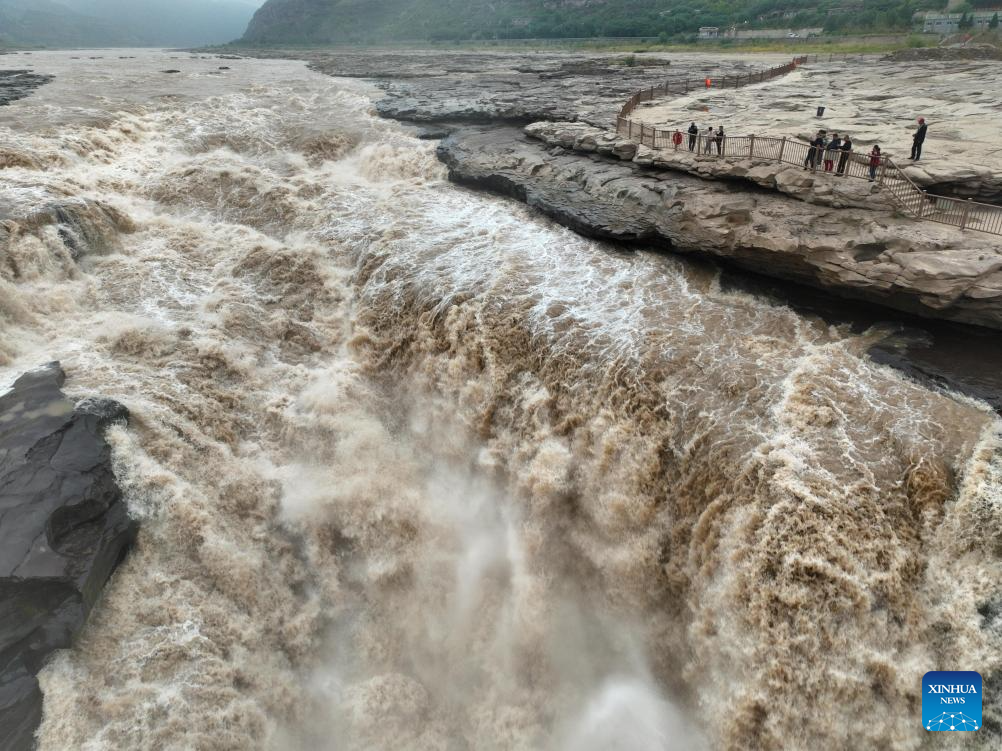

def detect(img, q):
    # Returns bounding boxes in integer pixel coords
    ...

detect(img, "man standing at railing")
[910,117,928,161]
[688,122,698,151]
[837,135,853,176]
[804,131,824,171]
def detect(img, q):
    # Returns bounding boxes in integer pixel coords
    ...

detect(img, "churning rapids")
[1,50,1001,751]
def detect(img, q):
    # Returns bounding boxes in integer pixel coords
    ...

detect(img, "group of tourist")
[803,131,865,177]
[671,122,727,155]
[662,118,930,183]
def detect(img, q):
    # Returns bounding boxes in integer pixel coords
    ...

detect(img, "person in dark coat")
[804,130,824,171]
[910,117,928,160]
[688,121,698,151]
[837,134,852,175]
[715,125,725,155]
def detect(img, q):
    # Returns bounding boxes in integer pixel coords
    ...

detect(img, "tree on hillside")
[990,12,999,29]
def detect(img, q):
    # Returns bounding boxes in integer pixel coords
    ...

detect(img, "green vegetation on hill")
[241,0,953,45]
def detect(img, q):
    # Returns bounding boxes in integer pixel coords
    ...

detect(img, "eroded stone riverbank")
[231,47,1002,332]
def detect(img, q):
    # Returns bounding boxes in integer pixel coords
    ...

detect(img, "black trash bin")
[816,106,826,117]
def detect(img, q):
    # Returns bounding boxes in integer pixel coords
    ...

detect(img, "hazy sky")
[0,0,273,46]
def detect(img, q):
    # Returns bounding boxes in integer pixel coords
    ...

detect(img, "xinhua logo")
[923,671,982,732]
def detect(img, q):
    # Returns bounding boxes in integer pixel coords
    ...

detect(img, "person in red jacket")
[672,129,683,150]
[868,144,882,181]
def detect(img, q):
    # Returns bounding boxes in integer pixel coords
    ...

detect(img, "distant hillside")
[0,0,258,48]
[240,0,950,44]
[62,0,260,47]
[0,0,131,47]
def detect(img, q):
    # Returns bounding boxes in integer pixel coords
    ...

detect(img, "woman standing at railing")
[823,134,840,172]
[715,126,725,155]
[868,145,882,182]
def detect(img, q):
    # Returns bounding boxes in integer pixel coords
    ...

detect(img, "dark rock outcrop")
[0,363,136,751]
[0,71,53,108]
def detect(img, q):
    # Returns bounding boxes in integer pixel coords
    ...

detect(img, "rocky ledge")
[0,70,53,108]
[439,125,1002,329]
[0,363,136,751]
[525,120,897,211]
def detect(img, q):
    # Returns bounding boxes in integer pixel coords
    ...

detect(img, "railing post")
[629,119,633,139]
[749,134,755,157]
[960,198,972,230]
[778,137,786,163]
[919,190,927,218]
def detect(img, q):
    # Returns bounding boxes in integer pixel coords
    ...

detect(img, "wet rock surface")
[0,363,136,751]
[0,71,53,108]
[440,125,1002,329]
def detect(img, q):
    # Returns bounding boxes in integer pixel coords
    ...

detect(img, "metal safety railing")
[615,58,1002,237]
[618,57,808,119]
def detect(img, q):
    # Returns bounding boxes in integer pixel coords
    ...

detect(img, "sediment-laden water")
[1,50,1000,750]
